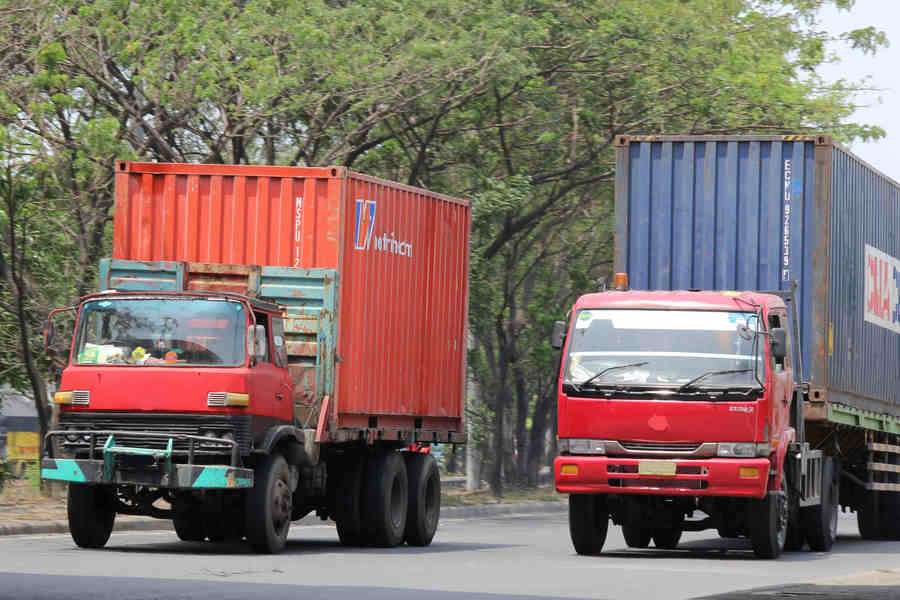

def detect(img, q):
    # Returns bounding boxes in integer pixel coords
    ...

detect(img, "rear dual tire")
[803,458,838,551]
[364,452,409,547]
[404,453,440,546]
[335,455,367,546]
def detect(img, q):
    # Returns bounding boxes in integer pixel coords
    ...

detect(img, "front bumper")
[554,455,770,498]
[41,457,253,489]
[40,429,253,489]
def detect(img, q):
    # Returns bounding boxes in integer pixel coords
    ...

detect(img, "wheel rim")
[272,477,292,536]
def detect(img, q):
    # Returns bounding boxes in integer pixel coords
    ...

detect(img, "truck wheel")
[363,451,408,547]
[245,453,292,553]
[857,490,881,539]
[652,527,682,549]
[404,452,441,546]
[68,484,116,549]
[568,494,608,555]
[749,476,788,559]
[173,517,205,542]
[335,455,366,546]
[784,474,805,551]
[802,458,837,551]
[880,492,900,539]
[622,524,652,548]
[173,505,205,542]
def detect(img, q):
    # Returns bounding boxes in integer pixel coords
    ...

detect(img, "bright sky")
[817,0,900,182]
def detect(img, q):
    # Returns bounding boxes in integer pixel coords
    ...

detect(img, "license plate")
[638,460,677,476]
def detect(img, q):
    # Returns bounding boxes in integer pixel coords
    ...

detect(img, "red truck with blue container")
[42,162,469,553]
[554,135,900,558]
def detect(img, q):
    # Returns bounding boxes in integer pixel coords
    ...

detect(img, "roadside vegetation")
[0,0,887,497]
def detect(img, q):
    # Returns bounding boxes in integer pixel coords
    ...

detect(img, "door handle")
[276,393,284,400]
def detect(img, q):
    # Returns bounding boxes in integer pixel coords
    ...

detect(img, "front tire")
[68,484,116,549]
[569,494,608,555]
[245,453,292,553]
[404,452,441,546]
[173,509,205,542]
[750,475,788,559]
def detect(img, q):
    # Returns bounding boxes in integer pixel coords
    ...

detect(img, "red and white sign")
[864,244,900,334]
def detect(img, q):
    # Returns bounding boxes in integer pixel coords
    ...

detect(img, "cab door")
[247,311,292,424]
[767,309,794,441]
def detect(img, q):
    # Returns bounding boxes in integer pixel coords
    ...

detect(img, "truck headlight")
[717,442,768,458]
[561,439,607,455]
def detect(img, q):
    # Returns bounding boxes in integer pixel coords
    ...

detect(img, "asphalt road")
[1,510,898,600]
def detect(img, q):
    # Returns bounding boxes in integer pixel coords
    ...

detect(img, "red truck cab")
[553,284,799,558]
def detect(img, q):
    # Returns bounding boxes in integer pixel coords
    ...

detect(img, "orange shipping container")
[113,162,469,438]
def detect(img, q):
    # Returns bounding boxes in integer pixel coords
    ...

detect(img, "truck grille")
[58,412,253,455]
[620,442,702,453]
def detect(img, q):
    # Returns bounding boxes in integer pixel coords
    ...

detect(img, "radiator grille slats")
[620,441,701,453]
[58,413,252,454]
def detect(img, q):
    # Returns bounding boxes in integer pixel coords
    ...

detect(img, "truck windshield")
[73,298,247,366]
[564,309,762,389]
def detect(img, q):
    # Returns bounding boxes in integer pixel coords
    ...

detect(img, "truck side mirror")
[771,328,787,360]
[551,321,567,350]
[247,324,266,363]
[45,306,76,368]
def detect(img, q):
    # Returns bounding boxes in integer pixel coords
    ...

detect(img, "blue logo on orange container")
[354,199,377,251]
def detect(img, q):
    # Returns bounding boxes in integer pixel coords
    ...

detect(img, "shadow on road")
[595,533,900,561]
[0,572,599,600]
[100,538,521,557]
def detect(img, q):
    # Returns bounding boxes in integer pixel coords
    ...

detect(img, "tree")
[0,0,887,495]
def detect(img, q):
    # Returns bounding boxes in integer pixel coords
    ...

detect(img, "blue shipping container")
[615,135,900,419]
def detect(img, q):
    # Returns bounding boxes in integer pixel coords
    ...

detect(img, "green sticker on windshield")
[78,347,99,364]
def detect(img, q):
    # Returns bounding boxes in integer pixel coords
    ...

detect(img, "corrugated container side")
[335,173,469,431]
[113,162,342,268]
[615,137,818,379]
[616,135,900,419]
[827,147,900,414]
[112,163,469,432]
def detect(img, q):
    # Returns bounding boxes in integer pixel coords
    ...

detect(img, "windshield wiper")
[677,369,754,392]
[580,361,649,388]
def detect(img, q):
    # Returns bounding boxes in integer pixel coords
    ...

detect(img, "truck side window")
[253,312,271,363]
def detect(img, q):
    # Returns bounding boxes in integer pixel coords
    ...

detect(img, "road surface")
[1,510,898,599]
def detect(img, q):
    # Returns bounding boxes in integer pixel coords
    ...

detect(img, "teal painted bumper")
[41,458,253,489]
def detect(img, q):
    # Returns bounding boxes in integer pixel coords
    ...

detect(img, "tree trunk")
[525,391,552,487]
[513,363,529,485]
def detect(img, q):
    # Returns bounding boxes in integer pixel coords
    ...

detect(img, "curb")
[0,500,568,537]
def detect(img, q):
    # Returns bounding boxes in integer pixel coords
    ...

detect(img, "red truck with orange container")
[554,135,900,558]
[42,162,469,553]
